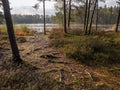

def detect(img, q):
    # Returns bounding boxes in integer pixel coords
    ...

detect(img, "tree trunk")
[88,0,97,34]
[43,0,46,35]
[110,7,113,24]
[68,0,72,29]
[63,0,67,33]
[84,0,88,31]
[85,0,91,35]
[115,6,120,32]
[96,0,98,30]
[2,0,22,62]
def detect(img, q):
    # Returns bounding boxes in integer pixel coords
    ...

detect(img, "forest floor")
[0,32,120,90]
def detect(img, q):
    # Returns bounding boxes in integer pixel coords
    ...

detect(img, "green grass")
[49,29,120,66]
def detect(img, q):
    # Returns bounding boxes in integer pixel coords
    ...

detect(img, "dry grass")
[0,24,35,36]
[0,60,72,90]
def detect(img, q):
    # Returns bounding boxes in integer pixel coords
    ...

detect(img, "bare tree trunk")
[88,0,97,34]
[115,6,120,32]
[2,0,22,62]
[85,0,91,35]
[43,0,46,35]
[63,0,67,33]
[110,6,113,24]
[96,0,98,30]
[84,0,88,31]
[68,0,72,29]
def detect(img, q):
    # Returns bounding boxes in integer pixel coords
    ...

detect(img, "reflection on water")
[16,24,119,32]
[16,24,59,32]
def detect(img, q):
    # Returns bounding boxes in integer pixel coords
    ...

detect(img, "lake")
[16,24,118,32]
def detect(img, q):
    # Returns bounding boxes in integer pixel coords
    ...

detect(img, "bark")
[63,0,67,33]
[2,0,22,62]
[68,0,72,29]
[109,7,113,24]
[96,0,98,30]
[88,0,97,34]
[115,6,120,32]
[85,0,91,35]
[43,0,46,35]
[84,0,88,31]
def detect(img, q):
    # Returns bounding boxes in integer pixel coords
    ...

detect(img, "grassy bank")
[0,24,35,36]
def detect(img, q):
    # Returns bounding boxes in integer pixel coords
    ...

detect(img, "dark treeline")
[77,5,118,25]
[56,4,119,25]
[79,6,118,24]
[98,6,118,24]
[4,6,119,25]
[12,14,56,24]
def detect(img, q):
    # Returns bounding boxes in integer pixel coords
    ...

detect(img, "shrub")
[21,25,29,33]
[14,25,33,36]
[49,29,120,66]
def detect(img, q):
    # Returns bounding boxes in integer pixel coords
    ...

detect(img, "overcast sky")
[9,0,56,9]
[9,0,56,15]
[9,0,117,7]
[9,0,118,15]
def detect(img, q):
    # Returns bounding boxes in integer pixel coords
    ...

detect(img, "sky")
[9,0,56,8]
[9,0,118,15]
[9,0,37,7]
[9,0,56,15]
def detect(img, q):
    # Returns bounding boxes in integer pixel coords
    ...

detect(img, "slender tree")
[33,0,46,35]
[88,0,97,34]
[68,0,72,29]
[43,0,46,35]
[85,0,91,35]
[63,0,67,33]
[96,0,98,30]
[1,0,22,62]
[109,6,113,24]
[84,0,88,31]
[115,3,120,32]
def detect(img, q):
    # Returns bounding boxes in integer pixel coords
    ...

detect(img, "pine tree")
[2,0,22,63]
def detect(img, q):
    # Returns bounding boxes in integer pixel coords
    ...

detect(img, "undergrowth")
[0,59,71,90]
[49,28,120,66]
